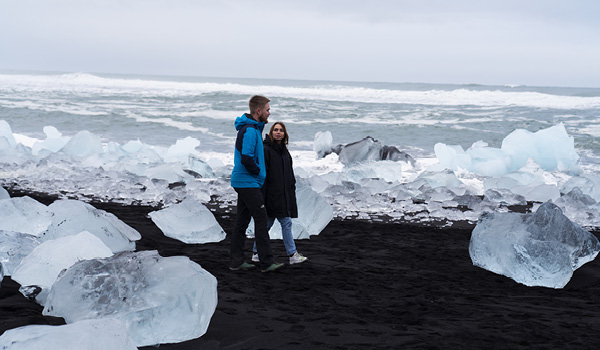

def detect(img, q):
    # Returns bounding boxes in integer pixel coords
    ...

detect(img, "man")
[229,95,284,272]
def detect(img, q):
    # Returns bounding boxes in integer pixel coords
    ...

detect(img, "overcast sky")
[1,0,599,87]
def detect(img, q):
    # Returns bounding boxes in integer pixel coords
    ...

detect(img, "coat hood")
[235,113,264,131]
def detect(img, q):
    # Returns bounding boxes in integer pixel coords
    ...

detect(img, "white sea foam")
[2,73,600,109]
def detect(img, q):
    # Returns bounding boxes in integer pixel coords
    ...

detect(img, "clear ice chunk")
[0,318,138,350]
[0,186,9,199]
[43,250,218,347]
[469,202,600,288]
[148,197,226,244]
[0,196,52,237]
[59,130,103,158]
[246,182,333,239]
[0,230,41,276]
[44,199,141,253]
[12,231,113,304]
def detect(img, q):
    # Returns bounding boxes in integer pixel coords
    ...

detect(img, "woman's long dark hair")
[268,122,289,145]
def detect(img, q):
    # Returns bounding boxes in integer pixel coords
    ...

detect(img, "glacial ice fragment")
[313,131,333,158]
[469,202,600,288]
[11,231,113,304]
[0,230,41,276]
[43,250,218,347]
[0,186,8,199]
[59,130,103,158]
[44,199,141,253]
[148,197,226,244]
[435,123,581,177]
[246,182,333,239]
[0,196,52,237]
[0,318,138,350]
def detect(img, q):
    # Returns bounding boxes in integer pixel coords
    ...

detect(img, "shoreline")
[2,189,600,349]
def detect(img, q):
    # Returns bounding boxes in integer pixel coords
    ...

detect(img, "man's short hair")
[249,95,270,115]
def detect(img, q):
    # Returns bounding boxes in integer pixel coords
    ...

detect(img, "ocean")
[1,71,600,225]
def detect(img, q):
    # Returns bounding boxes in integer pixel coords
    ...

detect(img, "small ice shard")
[0,230,41,276]
[11,231,113,304]
[148,197,226,244]
[0,196,52,237]
[44,199,141,253]
[0,318,138,350]
[43,250,218,347]
[469,202,600,288]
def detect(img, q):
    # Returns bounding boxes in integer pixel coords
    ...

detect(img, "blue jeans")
[253,217,297,256]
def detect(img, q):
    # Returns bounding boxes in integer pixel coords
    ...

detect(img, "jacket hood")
[235,113,263,131]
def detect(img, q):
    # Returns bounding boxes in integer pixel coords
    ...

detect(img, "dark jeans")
[230,187,274,269]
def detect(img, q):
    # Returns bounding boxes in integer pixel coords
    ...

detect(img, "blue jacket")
[231,113,266,188]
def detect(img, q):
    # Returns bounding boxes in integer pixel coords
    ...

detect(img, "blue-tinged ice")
[0,230,40,276]
[148,197,226,244]
[247,182,333,239]
[12,231,113,304]
[313,130,334,158]
[561,174,600,202]
[44,199,141,253]
[0,120,17,149]
[164,136,200,163]
[0,196,52,236]
[274,182,333,239]
[436,123,581,177]
[0,318,138,350]
[43,250,218,347]
[32,126,70,156]
[469,202,600,288]
[59,130,103,158]
[0,186,8,199]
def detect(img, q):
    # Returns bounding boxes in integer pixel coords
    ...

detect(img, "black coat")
[262,135,298,218]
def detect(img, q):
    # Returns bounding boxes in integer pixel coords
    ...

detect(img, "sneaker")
[289,252,308,265]
[251,253,259,263]
[229,262,256,271]
[261,262,285,273]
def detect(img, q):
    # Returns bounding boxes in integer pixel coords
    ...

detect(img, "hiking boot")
[251,253,259,263]
[229,262,256,271]
[261,262,285,273]
[289,252,308,265]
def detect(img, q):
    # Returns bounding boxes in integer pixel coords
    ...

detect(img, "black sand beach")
[2,189,600,349]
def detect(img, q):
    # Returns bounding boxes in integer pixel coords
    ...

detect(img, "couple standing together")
[229,95,308,272]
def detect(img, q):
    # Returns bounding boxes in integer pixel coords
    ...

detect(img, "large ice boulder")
[0,318,137,350]
[43,250,218,347]
[247,182,333,239]
[44,199,141,253]
[11,231,113,304]
[469,202,600,288]
[148,197,226,244]
[0,230,41,276]
[436,123,581,177]
[0,196,52,237]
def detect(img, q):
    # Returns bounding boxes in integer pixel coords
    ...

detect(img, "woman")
[252,122,308,265]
